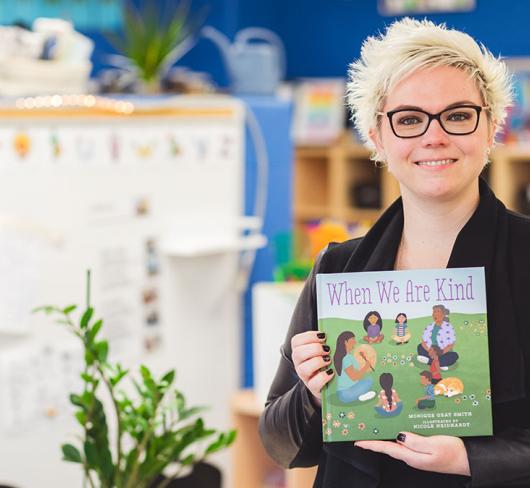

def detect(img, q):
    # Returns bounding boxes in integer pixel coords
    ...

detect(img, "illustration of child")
[392,312,411,345]
[429,345,443,384]
[374,372,403,417]
[416,371,436,409]
[362,311,384,344]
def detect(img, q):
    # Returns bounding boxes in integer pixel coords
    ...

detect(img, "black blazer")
[259,180,530,487]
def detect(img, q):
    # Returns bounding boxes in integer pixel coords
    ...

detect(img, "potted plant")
[35,272,235,488]
[105,0,206,93]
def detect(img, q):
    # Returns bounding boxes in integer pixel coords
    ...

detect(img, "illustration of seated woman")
[362,311,384,343]
[334,331,376,403]
[374,372,403,417]
[392,312,411,345]
[417,304,458,368]
[416,370,436,409]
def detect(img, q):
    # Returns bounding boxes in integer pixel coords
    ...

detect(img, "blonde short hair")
[346,18,512,159]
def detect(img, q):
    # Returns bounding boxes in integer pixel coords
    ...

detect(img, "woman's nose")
[421,118,450,146]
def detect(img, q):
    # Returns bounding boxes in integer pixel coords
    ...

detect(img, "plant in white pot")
[35,273,235,488]
[105,0,206,94]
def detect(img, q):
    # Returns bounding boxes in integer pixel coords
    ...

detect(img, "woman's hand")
[291,331,333,404]
[355,432,470,476]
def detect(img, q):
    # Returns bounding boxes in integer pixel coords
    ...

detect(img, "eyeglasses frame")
[378,104,489,139]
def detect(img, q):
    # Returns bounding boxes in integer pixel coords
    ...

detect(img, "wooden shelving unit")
[293,132,400,256]
[231,389,317,488]
[489,145,530,212]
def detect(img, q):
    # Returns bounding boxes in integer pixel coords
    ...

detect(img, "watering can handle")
[235,27,286,80]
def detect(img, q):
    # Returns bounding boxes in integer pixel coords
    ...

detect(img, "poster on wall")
[378,0,476,15]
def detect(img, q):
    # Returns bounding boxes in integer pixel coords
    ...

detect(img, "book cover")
[316,267,492,441]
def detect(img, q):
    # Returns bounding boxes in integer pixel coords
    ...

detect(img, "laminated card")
[316,267,492,441]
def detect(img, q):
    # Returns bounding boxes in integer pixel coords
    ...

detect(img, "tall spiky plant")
[106,0,207,88]
[34,271,235,488]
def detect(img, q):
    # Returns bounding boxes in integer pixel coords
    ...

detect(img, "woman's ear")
[487,118,498,149]
[369,127,385,162]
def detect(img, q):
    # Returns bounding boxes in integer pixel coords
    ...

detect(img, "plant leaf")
[62,443,82,463]
[63,304,77,314]
[80,307,94,329]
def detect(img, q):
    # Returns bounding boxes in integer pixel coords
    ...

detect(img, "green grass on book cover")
[316,268,492,442]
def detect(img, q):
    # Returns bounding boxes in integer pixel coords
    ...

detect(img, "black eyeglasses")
[380,105,488,138]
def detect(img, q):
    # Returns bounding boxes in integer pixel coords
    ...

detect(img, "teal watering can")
[202,26,286,95]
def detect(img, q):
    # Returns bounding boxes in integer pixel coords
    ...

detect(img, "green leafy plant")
[106,0,206,87]
[34,272,235,488]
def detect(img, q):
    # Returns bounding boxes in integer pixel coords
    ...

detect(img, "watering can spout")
[201,26,234,76]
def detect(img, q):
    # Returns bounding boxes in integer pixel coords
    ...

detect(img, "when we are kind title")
[326,276,475,306]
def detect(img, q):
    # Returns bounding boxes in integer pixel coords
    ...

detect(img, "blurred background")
[0,1,530,487]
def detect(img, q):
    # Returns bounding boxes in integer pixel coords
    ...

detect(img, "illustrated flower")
[400,360,405,366]
[469,394,476,400]
[454,398,461,404]
[392,354,398,360]
[373,427,380,435]
[401,354,405,359]
[342,428,349,436]
[485,394,491,401]
[326,428,333,436]
[409,362,414,367]
[464,320,469,325]
[392,362,397,367]
[386,359,392,364]
[332,420,341,428]
[358,423,366,431]
[472,400,479,407]
[347,412,355,419]
[339,412,346,418]
[462,395,468,400]
[485,388,491,395]
[326,412,333,420]
[479,319,485,324]
[322,419,327,426]
[406,355,412,362]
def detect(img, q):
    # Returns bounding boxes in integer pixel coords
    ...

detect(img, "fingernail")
[322,345,330,352]
[317,332,326,339]
[396,433,406,442]
[323,355,330,362]
[326,368,333,375]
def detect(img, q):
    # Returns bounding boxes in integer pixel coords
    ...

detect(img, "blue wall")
[179,0,530,87]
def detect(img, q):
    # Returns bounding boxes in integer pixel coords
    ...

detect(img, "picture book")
[316,267,492,441]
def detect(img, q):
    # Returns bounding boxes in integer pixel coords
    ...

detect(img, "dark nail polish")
[317,332,326,339]
[396,433,406,442]
[322,345,330,352]
[326,368,333,375]
[323,355,331,362]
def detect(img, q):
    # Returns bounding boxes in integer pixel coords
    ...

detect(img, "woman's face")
[397,314,406,324]
[345,337,356,352]
[432,307,444,323]
[368,314,379,325]
[371,65,494,202]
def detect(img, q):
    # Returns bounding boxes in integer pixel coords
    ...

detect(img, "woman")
[374,372,403,417]
[417,304,459,368]
[334,331,375,403]
[259,18,530,487]
[392,312,411,345]
[362,311,384,344]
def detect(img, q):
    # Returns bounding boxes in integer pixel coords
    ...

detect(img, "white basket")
[0,57,91,95]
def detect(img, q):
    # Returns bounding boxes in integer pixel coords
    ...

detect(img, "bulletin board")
[0,95,246,487]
